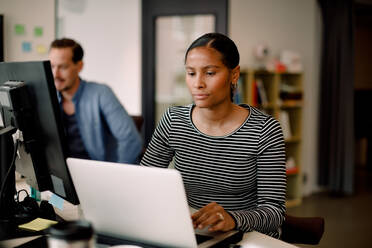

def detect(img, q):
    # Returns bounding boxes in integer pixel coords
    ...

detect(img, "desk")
[0,231,298,248]
[4,180,298,248]
[239,231,298,248]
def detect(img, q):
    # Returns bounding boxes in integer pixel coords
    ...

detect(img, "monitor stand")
[0,128,54,240]
[0,127,19,239]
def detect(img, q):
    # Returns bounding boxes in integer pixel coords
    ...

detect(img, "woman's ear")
[231,65,240,84]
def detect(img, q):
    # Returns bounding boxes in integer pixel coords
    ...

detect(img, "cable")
[0,138,19,213]
[16,189,29,203]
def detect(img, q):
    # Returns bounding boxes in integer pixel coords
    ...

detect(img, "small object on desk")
[47,220,95,248]
[39,200,57,220]
[30,186,41,201]
[110,246,144,248]
[18,218,57,232]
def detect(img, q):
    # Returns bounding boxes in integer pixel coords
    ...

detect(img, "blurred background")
[0,0,371,247]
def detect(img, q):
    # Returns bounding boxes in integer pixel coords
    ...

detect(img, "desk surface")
[239,231,298,247]
[0,231,298,248]
[8,180,298,248]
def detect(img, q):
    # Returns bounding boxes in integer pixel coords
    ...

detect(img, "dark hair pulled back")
[184,33,239,69]
[185,33,240,101]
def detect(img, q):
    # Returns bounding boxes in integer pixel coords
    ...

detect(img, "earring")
[231,83,237,90]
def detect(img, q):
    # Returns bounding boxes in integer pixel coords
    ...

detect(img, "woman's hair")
[184,33,240,101]
[184,33,240,69]
[50,38,84,63]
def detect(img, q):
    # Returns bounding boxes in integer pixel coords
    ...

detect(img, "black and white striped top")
[141,104,286,238]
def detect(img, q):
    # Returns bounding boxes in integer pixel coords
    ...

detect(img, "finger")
[208,219,225,232]
[197,212,223,229]
[193,211,211,228]
[191,202,221,228]
[191,203,215,223]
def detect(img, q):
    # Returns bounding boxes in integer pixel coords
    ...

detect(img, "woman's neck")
[192,102,248,136]
[194,101,235,124]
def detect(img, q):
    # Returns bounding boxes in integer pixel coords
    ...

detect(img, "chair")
[131,115,144,132]
[281,214,325,245]
[131,115,145,161]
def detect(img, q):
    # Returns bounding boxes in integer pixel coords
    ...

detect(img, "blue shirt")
[62,111,90,160]
[58,79,142,164]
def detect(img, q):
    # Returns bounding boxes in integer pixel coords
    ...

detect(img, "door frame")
[142,0,228,146]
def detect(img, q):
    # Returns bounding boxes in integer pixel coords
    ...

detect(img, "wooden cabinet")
[238,69,303,207]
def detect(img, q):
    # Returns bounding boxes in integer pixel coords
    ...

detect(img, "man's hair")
[50,38,84,63]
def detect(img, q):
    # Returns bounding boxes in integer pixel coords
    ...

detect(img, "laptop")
[66,158,243,248]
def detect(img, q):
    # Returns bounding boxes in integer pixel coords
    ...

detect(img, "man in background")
[49,38,142,163]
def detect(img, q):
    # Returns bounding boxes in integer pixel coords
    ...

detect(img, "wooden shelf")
[280,100,303,108]
[285,136,301,143]
[286,198,302,208]
[239,69,303,205]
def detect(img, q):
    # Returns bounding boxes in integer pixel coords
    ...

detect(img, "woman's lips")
[193,93,209,100]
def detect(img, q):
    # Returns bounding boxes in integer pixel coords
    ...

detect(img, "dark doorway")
[142,0,228,146]
[354,2,372,193]
[0,15,4,62]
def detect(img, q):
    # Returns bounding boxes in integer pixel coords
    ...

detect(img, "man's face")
[49,47,82,93]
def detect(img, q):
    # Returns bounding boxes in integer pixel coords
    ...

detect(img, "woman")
[141,33,286,238]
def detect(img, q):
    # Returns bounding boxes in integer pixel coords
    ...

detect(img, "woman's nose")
[194,75,205,89]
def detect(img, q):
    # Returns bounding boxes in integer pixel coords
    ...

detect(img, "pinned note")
[22,42,32,52]
[15,24,25,35]
[36,44,47,54]
[34,26,43,37]
[49,193,64,210]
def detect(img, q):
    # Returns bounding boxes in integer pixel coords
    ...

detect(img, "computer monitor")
[0,61,79,206]
[0,15,3,62]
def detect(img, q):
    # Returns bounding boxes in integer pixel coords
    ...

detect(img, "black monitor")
[0,61,79,207]
[0,15,3,62]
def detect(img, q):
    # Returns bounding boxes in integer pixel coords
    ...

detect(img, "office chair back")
[131,115,144,132]
[281,214,325,245]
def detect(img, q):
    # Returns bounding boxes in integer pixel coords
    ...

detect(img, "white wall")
[0,0,55,61]
[229,0,322,195]
[57,0,142,115]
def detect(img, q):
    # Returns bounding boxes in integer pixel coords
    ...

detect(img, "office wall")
[0,0,55,62]
[229,0,322,195]
[57,0,142,115]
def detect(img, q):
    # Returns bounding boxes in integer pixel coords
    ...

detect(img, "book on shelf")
[279,111,292,139]
[251,80,266,107]
[256,79,268,106]
[233,76,245,104]
[251,80,258,106]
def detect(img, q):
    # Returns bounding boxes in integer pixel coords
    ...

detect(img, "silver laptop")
[66,158,242,248]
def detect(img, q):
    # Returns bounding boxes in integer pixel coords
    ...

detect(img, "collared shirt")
[58,79,142,164]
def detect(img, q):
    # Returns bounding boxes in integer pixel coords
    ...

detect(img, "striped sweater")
[140,104,286,238]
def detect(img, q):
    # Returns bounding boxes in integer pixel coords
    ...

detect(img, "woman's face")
[185,46,239,109]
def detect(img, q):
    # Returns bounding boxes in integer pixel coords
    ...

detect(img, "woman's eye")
[206,71,215,76]
[187,72,195,76]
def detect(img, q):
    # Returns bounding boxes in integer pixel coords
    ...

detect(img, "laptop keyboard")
[195,233,214,244]
[97,233,214,247]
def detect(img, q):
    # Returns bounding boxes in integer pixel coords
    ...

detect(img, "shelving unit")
[238,69,303,207]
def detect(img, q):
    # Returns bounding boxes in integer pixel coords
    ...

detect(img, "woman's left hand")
[191,202,236,232]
